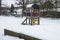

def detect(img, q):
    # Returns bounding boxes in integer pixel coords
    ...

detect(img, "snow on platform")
[0,16,60,40]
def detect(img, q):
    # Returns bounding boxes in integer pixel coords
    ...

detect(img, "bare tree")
[10,4,14,12]
[16,0,27,17]
[0,0,1,7]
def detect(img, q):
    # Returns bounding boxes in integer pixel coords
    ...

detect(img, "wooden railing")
[4,29,41,40]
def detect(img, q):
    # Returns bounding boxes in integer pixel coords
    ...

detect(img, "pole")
[0,0,1,12]
[22,0,24,17]
[22,0,26,17]
[0,0,1,7]
[56,0,57,11]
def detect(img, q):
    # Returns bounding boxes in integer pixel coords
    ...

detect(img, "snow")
[0,0,60,40]
[2,0,17,7]
[0,16,24,40]
[57,8,60,12]
[15,9,22,14]
[4,36,24,40]
[0,16,60,40]
[0,35,24,40]
[27,4,33,8]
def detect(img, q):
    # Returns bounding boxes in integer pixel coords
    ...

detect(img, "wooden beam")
[4,29,41,40]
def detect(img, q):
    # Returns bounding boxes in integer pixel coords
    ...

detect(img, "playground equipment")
[22,3,40,25]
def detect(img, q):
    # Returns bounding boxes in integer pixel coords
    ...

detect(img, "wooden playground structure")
[22,3,40,25]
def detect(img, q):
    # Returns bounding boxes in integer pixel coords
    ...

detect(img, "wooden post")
[22,0,24,17]
[31,17,32,25]
[22,0,26,17]
[38,17,40,25]
[0,0,1,7]
[55,0,57,11]
[26,18,27,24]
[29,18,30,24]
[0,0,1,12]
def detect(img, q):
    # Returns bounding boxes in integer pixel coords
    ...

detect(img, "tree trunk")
[0,0,1,12]
[22,0,25,17]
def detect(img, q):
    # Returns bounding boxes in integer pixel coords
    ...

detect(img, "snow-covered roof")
[27,4,33,8]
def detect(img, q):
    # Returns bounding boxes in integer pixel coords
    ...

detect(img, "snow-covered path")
[0,16,60,40]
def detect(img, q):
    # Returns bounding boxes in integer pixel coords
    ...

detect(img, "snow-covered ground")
[0,0,60,40]
[0,16,60,40]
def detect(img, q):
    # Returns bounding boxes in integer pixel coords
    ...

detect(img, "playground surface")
[0,16,60,40]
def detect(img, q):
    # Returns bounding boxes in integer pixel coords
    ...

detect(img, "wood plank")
[4,29,41,40]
